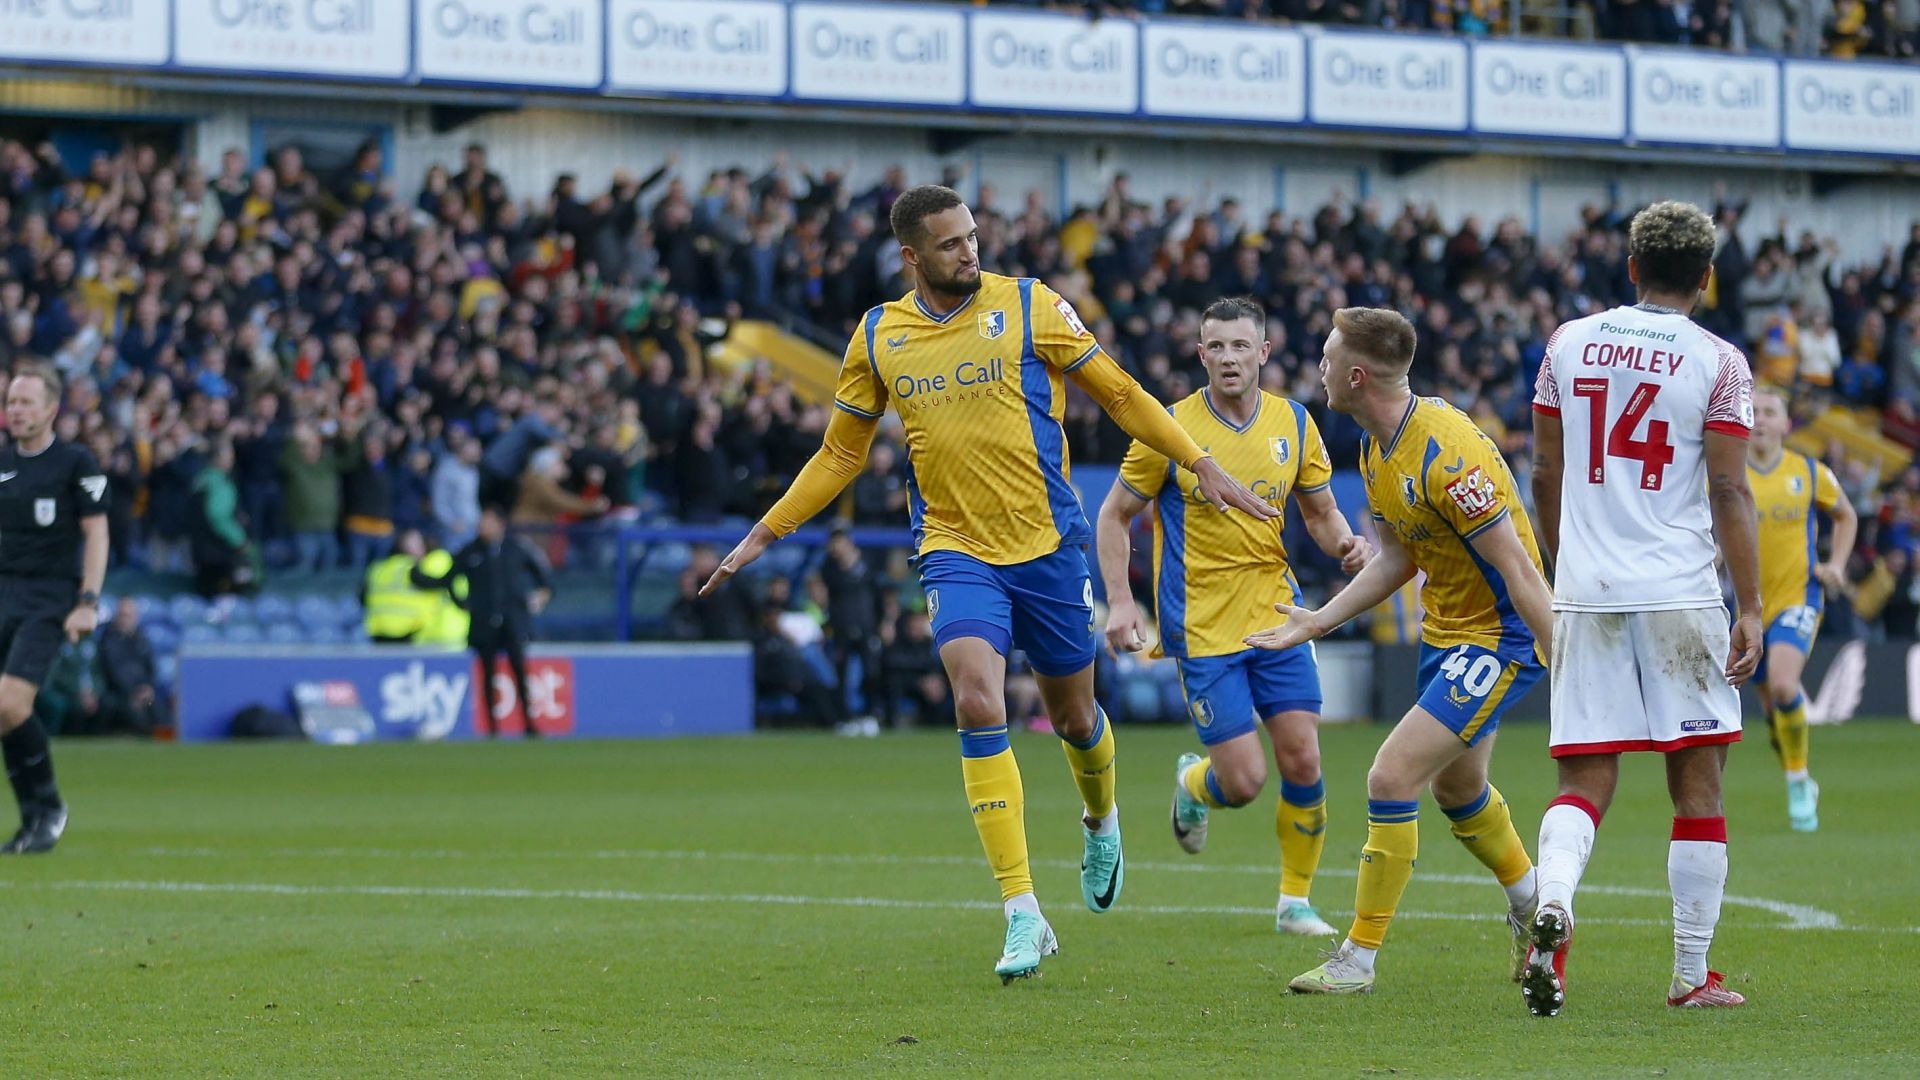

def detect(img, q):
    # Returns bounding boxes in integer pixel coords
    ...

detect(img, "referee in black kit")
[0,362,109,854]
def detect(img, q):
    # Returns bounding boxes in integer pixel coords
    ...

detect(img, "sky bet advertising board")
[177,644,752,742]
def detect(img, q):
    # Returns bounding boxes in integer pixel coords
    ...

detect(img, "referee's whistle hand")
[1191,457,1278,520]
[63,605,98,643]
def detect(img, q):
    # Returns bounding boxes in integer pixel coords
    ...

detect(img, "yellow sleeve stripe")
[1064,343,1102,373]
[834,399,883,419]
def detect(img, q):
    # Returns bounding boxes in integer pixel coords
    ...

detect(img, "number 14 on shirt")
[1573,378,1675,490]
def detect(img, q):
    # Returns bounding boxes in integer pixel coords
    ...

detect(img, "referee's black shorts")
[0,577,77,687]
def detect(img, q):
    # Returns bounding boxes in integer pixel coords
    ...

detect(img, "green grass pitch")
[5,720,1917,1077]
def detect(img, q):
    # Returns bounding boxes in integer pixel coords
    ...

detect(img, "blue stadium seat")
[180,623,220,646]
[169,594,208,626]
[134,594,163,622]
[155,655,178,690]
[223,623,264,644]
[143,623,179,656]
[294,595,336,627]
[649,541,693,575]
[255,595,295,624]
[308,624,348,645]
[265,622,303,645]
[332,595,363,626]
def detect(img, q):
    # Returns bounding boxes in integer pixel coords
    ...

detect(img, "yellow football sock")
[1349,800,1419,950]
[1060,707,1116,819]
[1441,784,1533,888]
[1181,757,1233,809]
[959,726,1032,902]
[1775,693,1810,774]
[1277,777,1328,900]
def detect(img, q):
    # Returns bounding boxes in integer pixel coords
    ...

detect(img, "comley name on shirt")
[1579,340,1686,376]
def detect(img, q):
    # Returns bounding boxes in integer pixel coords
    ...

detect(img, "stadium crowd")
[4,132,1920,727]
[971,0,1920,59]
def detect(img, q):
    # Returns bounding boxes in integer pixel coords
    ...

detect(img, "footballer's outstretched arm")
[1244,522,1416,651]
[1706,430,1764,684]
[1069,353,1277,521]
[1096,482,1152,655]
[1467,514,1555,662]
[701,408,879,595]
[1296,486,1374,575]
[1530,411,1564,573]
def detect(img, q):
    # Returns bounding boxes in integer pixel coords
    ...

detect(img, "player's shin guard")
[1773,693,1811,776]
[1669,816,1728,988]
[1441,784,1535,909]
[1,718,60,815]
[1537,795,1601,916]
[1349,800,1419,950]
[1277,777,1328,900]
[1059,706,1116,820]
[960,726,1033,903]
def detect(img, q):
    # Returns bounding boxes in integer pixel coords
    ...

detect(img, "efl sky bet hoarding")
[3,2,1914,159]
[178,644,753,742]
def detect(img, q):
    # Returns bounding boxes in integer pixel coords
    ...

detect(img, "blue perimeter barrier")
[176,643,751,742]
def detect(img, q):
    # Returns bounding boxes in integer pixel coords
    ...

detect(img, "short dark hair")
[1200,296,1266,337]
[889,184,966,247]
[1628,201,1717,295]
[9,359,63,402]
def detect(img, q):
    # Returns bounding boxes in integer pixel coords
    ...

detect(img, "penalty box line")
[92,843,1844,931]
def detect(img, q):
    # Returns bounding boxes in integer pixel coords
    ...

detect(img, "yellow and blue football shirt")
[1750,450,1842,629]
[1118,390,1331,659]
[1361,396,1544,660]
[832,272,1104,566]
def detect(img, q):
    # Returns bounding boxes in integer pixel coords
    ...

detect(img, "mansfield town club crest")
[978,310,1006,340]
[1401,475,1419,507]
[1270,437,1290,465]
[1189,696,1214,729]
[1790,475,1805,495]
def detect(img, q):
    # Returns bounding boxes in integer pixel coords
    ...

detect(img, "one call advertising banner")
[1307,32,1468,133]
[606,0,787,99]
[790,2,964,107]
[1628,47,1780,149]
[0,0,168,67]
[1142,20,1305,124]
[968,8,1138,116]
[1471,41,1626,142]
[414,0,604,90]
[173,0,411,80]
[1782,60,1920,158]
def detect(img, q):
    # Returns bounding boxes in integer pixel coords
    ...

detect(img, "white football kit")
[1533,304,1755,756]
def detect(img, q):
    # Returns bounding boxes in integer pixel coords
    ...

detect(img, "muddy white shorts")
[1548,607,1743,758]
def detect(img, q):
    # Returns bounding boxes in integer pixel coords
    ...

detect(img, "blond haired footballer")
[1246,308,1552,995]
[1745,386,1855,831]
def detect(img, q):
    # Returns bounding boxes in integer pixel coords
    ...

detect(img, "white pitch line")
[0,876,1672,927]
[123,844,1843,931]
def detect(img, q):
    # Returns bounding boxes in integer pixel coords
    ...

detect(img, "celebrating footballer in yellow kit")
[702,186,1276,984]
[1096,297,1372,938]
[1245,308,1554,995]
[1746,386,1856,832]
